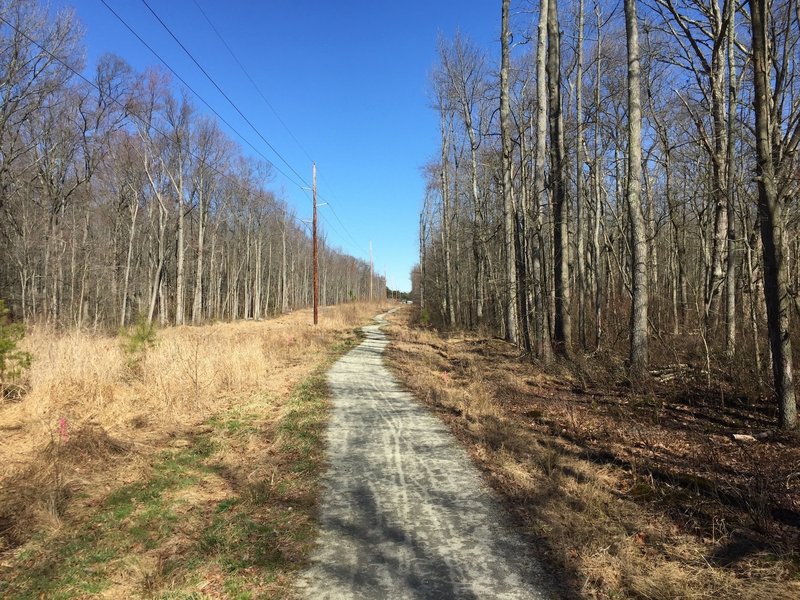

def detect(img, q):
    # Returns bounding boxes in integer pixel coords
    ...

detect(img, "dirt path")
[296,311,555,599]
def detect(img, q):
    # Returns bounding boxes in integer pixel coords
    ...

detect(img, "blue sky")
[60,0,501,292]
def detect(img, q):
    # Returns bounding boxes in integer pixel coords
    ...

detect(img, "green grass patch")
[0,433,216,599]
[208,410,261,438]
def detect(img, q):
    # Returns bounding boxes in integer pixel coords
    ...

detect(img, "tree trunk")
[501,0,519,345]
[575,0,587,350]
[192,183,206,324]
[749,0,797,429]
[121,192,139,328]
[534,0,553,363]
[147,197,168,326]
[724,1,737,358]
[281,219,289,313]
[440,111,456,328]
[624,0,649,378]
[592,0,603,349]
[419,211,426,309]
[175,180,185,325]
[547,0,571,356]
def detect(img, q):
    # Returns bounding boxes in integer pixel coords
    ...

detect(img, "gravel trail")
[296,310,557,599]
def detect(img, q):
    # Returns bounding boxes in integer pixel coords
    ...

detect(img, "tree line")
[0,0,382,331]
[415,0,799,429]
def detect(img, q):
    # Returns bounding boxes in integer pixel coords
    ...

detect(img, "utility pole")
[369,240,373,302]
[312,163,319,325]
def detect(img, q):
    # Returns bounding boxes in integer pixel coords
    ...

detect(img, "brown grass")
[385,308,800,600]
[0,302,382,553]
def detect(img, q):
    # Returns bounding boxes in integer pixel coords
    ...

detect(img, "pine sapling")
[0,299,32,400]
[119,315,157,378]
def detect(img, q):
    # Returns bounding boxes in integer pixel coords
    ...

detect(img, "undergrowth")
[0,299,32,400]
[0,302,377,598]
[0,355,346,599]
[119,316,158,379]
[385,307,800,600]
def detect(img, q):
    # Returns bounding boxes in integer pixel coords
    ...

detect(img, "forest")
[0,0,799,595]
[0,0,383,332]
[415,0,800,429]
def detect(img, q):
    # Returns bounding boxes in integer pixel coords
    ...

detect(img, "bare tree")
[547,0,571,356]
[501,0,520,344]
[624,0,649,378]
[431,72,457,327]
[438,34,491,326]
[533,0,553,362]
[648,0,733,334]
[575,0,587,349]
[748,0,797,429]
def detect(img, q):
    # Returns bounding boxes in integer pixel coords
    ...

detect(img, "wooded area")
[0,0,382,331]
[416,0,800,429]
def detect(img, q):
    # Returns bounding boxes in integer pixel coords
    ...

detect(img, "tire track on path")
[296,310,557,599]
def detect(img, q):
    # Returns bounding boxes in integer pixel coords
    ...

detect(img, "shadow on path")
[296,311,557,599]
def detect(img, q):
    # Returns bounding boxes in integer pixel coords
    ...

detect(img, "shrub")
[419,308,431,327]
[0,299,32,399]
[119,316,157,377]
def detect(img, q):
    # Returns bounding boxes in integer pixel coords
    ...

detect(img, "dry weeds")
[0,302,380,556]
[385,308,800,600]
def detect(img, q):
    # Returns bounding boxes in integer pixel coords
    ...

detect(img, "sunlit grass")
[0,301,385,597]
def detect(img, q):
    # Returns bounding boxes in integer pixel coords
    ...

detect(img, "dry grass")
[0,302,381,556]
[385,308,800,600]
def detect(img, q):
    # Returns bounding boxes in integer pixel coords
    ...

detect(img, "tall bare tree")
[501,0,519,344]
[624,0,649,378]
[533,0,553,362]
[546,0,572,356]
[748,0,797,429]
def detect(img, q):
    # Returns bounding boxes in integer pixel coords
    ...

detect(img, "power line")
[318,193,371,257]
[185,1,371,259]
[142,0,376,260]
[139,0,312,188]
[98,0,307,191]
[110,0,371,261]
[190,0,315,165]
[295,186,361,257]
[317,211,355,252]
[0,12,311,237]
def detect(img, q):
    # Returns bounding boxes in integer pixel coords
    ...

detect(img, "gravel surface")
[296,310,557,599]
